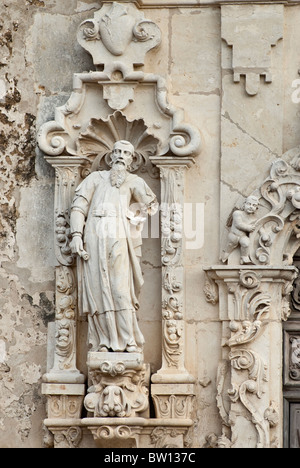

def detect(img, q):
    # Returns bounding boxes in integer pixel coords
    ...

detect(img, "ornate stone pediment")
[37,3,201,161]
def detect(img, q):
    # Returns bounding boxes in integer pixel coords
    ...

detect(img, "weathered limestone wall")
[1,0,300,448]
[0,0,95,448]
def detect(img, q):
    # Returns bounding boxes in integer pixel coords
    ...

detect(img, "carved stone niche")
[38,1,200,448]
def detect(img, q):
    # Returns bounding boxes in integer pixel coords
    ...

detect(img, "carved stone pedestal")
[84,352,150,419]
[84,418,192,448]
[152,384,195,419]
[45,417,193,449]
[42,383,85,420]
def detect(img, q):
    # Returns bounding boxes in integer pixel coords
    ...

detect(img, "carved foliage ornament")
[52,427,83,449]
[84,364,149,418]
[222,154,300,266]
[228,349,273,449]
[289,335,300,381]
[54,266,77,372]
[206,267,293,448]
[160,167,184,369]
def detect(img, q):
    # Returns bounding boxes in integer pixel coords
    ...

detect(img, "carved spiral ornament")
[132,20,161,44]
[239,271,261,289]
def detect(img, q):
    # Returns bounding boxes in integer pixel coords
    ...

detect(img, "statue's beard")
[110,163,127,188]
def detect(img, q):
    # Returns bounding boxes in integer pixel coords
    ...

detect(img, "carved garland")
[160,167,184,368]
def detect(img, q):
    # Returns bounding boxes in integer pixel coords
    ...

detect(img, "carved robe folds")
[70,170,157,352]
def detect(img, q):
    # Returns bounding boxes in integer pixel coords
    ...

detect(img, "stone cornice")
[100,0,300,8]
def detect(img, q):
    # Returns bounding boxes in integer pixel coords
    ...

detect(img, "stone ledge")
[44,417,194,448]
[87,351,144,372]
[44,417,194,428]
[101,0,300,8]
[42,383,86,395]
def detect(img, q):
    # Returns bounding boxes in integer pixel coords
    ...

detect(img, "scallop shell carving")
[76,111,160,177]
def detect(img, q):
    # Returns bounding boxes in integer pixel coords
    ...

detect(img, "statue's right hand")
[70,236,90,261]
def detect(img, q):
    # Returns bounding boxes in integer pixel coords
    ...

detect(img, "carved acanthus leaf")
[229,348,269,448]
[55,267,77,371]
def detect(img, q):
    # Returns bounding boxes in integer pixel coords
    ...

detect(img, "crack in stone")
[220,179,246,198]
[222,111,280,158]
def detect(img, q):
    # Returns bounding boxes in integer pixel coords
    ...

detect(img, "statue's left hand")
[70,236,90,261]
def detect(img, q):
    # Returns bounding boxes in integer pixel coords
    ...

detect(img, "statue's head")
[243,195,259,214]
[111,140,134,170]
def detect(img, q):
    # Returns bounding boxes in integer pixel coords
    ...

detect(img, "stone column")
[150,157,195,420]
[42,157,87,419]
[205,265,297,448]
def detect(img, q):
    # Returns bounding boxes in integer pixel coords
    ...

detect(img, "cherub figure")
[221,195,259,265]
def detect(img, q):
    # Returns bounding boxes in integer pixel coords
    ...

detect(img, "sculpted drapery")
[69,140,158,353]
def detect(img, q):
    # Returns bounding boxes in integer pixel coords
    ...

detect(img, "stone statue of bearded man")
[70,140,158,353]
